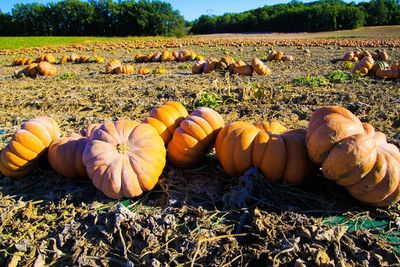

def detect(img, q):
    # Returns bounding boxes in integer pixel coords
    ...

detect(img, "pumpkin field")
[0,31,400,266]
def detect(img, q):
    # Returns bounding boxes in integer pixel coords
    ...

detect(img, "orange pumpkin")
[167,107,224,167]
[105,59,121,74]
[306,106,400,207]
[83,120,166,199]
[115,65,135,74]
[217,56,235,70]
[138,67,151,75]
[37,62,57,76]
[203,59,219,73]
[215,121,310,184]
[0,117,61,177]
[48,133,89,179]
[143,101,188,144]
[351,56,374,75]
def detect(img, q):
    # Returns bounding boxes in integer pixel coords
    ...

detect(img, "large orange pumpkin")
[306,106,400,207]
[215,121,310,184]
[167,107,224,167]
[48,133,89,179]
[143,101,188,145]
[0,117,61,177]
[83,120,166,199]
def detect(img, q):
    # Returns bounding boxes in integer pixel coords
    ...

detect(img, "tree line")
[191,0,400,34]
[0,0,186,36]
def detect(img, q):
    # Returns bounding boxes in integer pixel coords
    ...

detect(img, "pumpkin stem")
[117,143,130,154]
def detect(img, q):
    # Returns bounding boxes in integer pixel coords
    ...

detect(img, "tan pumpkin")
[215,121,310,184]
[192,60,206,74]
[233,62,253,76]
[69,53,80,63]
[0,117,61,177]
[267,51,277,61]
[143,101,188,144]
[351,56,374,75]
[115,65,135,74]
[37,61,57,76]
[203,59,219,73]
[251,58,271,76]
[48,133,89,179]
[44,54,56,64]
[167,107,224,167]
[229,60,246,74]
[306,106,400,207]
[83,120,166,199]
[106,59,122,74]
[282,55,294,62]
[343,51,354,61]
[151,52,162,62]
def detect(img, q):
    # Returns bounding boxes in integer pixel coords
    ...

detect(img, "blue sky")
[0,0,365,21]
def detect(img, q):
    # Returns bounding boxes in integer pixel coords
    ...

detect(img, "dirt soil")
[0,41,399,266]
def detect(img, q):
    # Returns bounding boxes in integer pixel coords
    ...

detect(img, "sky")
[0,0,365,21]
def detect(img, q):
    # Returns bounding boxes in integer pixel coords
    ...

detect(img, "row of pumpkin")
[0,102,399,207]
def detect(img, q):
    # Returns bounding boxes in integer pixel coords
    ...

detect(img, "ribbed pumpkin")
[138,67,150,75]
[371,61,390,76]
[83,120,166,199]
[0,117,61,177]
[233,62,253,76]
[143,101,188,145]
[306,106,400,207]
[167,107,224,168]
[215,121,310,184]
[192,60,206,74]
[376,68,400,79]
[351,56,374,75]
[145,52,154,62]
[251,58,271,76]
[217,56,235,70]
[37,62,57,76]
[48,133,89,179]
[161,51,173,62]
[106,59,121,74]
[115,65,135,74]
[203,59,219,74]
[134,54,145,63]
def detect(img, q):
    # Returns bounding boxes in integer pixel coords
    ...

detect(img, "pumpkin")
[178,50,192,62]
[371,61,390,76]
[161,51,173,62]
[195,55,205,61]
[192,60,206,74]
[83,120,166,199]
[106,59,122,74]
[152,67,167,75]
[282,55,294,62]
[0,117,61,177]
[274,51,284,61]
[343,51,354,61]
[233,62,253,76]
[152,52,162,62]
[134,54,145,63]
[253,121,287,134]
[78,55,90,64]
[351,56,374,75]
[391,62,400,71]
[172,51,179,60]
[203,59,219,73]
[143,101,188,145]
[44,54,56,64]
[145,52,154,62]
[37,62,57,76]
[48,133,89,179]
[306,106,400,207]
[251,58,271,76]
[115,65,135,74]
[167,107,224,167]
[229,60,246,74]
[69,53,80,63]
[217,56,235,70]
[376,68,400,79]
[95,57,105,63]
[138,67,150,75]
[267,51,277,61]
[59,55,69,64]
[215,121,310,184]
